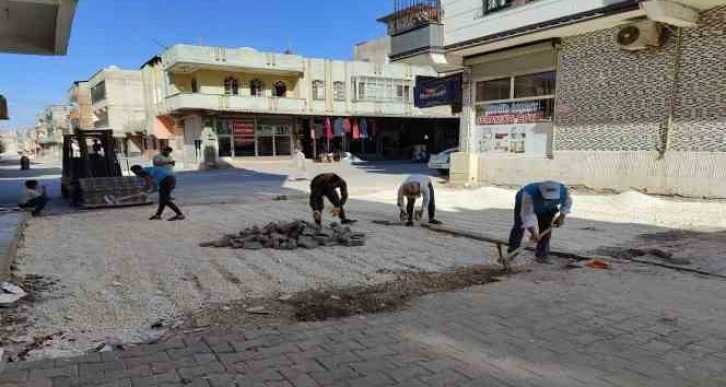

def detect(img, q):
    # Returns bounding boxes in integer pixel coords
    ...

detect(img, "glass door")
[257,124,274,156]
[274,125,292,156]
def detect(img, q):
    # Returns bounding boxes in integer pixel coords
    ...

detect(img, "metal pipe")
[659,26,682,158]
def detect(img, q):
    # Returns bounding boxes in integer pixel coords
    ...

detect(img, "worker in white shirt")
[153,146,175,172]
[397,175,442,227]
[507,181,573,264]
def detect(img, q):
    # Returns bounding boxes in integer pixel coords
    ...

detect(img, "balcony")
[163,45,305,75]
[0,0,78,55]
[166,93,307,114]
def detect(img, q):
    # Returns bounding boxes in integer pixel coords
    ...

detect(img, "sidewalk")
[2,260,725,386]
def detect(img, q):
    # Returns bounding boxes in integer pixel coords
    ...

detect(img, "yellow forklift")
[61,129,149,208]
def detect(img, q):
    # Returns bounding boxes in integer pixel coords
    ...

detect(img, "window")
[224,76,239,95]
[483,0,512,14]
[474,71,556,125]
[353,77,412,103]
[250,79,264,97]
[312,80,325,100]
[91,81,106,104]
[273,81,287,97]
[333,81,346,101]
[191,78,199,93]
[513,71,556,99]
[476,77,510,102]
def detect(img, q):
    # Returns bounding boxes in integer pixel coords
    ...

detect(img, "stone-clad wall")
[670,6,726,152]
[554,6,726,153]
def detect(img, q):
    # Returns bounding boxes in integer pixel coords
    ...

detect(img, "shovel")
[498,227,554,270]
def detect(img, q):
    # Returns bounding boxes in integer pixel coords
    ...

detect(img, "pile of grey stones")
[200,220,365,250]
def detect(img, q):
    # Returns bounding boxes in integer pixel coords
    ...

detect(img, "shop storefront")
[467,43,557,157]
[215,116,294,158]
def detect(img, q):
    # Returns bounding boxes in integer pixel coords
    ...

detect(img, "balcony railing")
[163,45,305,74]
[165,93,307,114]
[381,0,442,35]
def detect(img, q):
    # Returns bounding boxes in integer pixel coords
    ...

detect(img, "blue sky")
[0,0,391,130]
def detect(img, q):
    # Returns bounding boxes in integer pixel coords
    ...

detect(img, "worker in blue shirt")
[507,181,573,264]
[131,165,185,221]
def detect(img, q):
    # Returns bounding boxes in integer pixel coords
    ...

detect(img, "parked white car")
[427,147,458,174]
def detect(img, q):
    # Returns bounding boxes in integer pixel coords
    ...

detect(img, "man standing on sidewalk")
[397,175,442,227]
[131,165,185,221]
[153,146,175,172]
[507,181,572,264]
[309,173,356,227]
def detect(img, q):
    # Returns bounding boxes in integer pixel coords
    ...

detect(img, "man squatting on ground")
[18,180,47,216]
[309,173,357,227]
[131,165,185,221]
[508,181,572,264]
[397,174,442,227]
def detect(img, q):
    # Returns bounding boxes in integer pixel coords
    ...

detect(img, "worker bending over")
[397,174,442,227]
[131,165,185,221]
[309,173,356,227]
[508,181,572,264]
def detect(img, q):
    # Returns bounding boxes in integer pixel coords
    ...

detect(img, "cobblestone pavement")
[2,260,725,387]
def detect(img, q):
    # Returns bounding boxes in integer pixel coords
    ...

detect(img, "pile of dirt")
[199,220,365,250]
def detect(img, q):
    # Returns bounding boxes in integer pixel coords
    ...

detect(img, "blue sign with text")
[414,74,462,108]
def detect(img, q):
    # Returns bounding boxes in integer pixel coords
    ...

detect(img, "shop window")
[250,79,264,97]
[474,70,556,126]
[333,81,346,101]
[476,77,510,102]
[353,77,412,102]
[513,71,556,99]
[224,77,239,95]
[273,81,288,97]
[312,80,326,100]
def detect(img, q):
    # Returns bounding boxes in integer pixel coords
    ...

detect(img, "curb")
[0,212,29,282]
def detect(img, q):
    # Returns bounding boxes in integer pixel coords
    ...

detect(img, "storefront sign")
[231,119,255,142]
[476,101,545,125]
[414,74,462,108]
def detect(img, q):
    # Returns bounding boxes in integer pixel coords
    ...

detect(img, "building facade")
[382,0,726,198]
[87,66,147,156]
[141,45,458,168]
[68,81,94,131]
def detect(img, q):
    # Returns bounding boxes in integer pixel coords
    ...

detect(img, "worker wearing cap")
[397,174,442,227]
[309,173,357,227]
[507,181,573,264]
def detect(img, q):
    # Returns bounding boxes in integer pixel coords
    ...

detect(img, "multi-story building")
[68,81,94,131]
[87,66,147,156]
[381,0,726,198]
[141,45,458,167]
[33,104,73,159]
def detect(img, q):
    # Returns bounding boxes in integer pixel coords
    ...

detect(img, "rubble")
[200,220,366,250]
[0,282,27,307]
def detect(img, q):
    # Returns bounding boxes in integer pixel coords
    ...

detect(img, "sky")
[0,0,391,130]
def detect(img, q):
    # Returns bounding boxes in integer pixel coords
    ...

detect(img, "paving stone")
[284,374,320,387]
[315,352,361,370]
[130,370,180,387]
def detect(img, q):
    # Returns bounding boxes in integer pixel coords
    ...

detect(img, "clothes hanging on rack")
[352,119,360,140]
[359,118,369,139]
[343,118,352,134]
[333,118,344,137]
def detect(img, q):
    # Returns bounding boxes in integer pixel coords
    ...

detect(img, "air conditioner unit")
[616,21,663,51]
